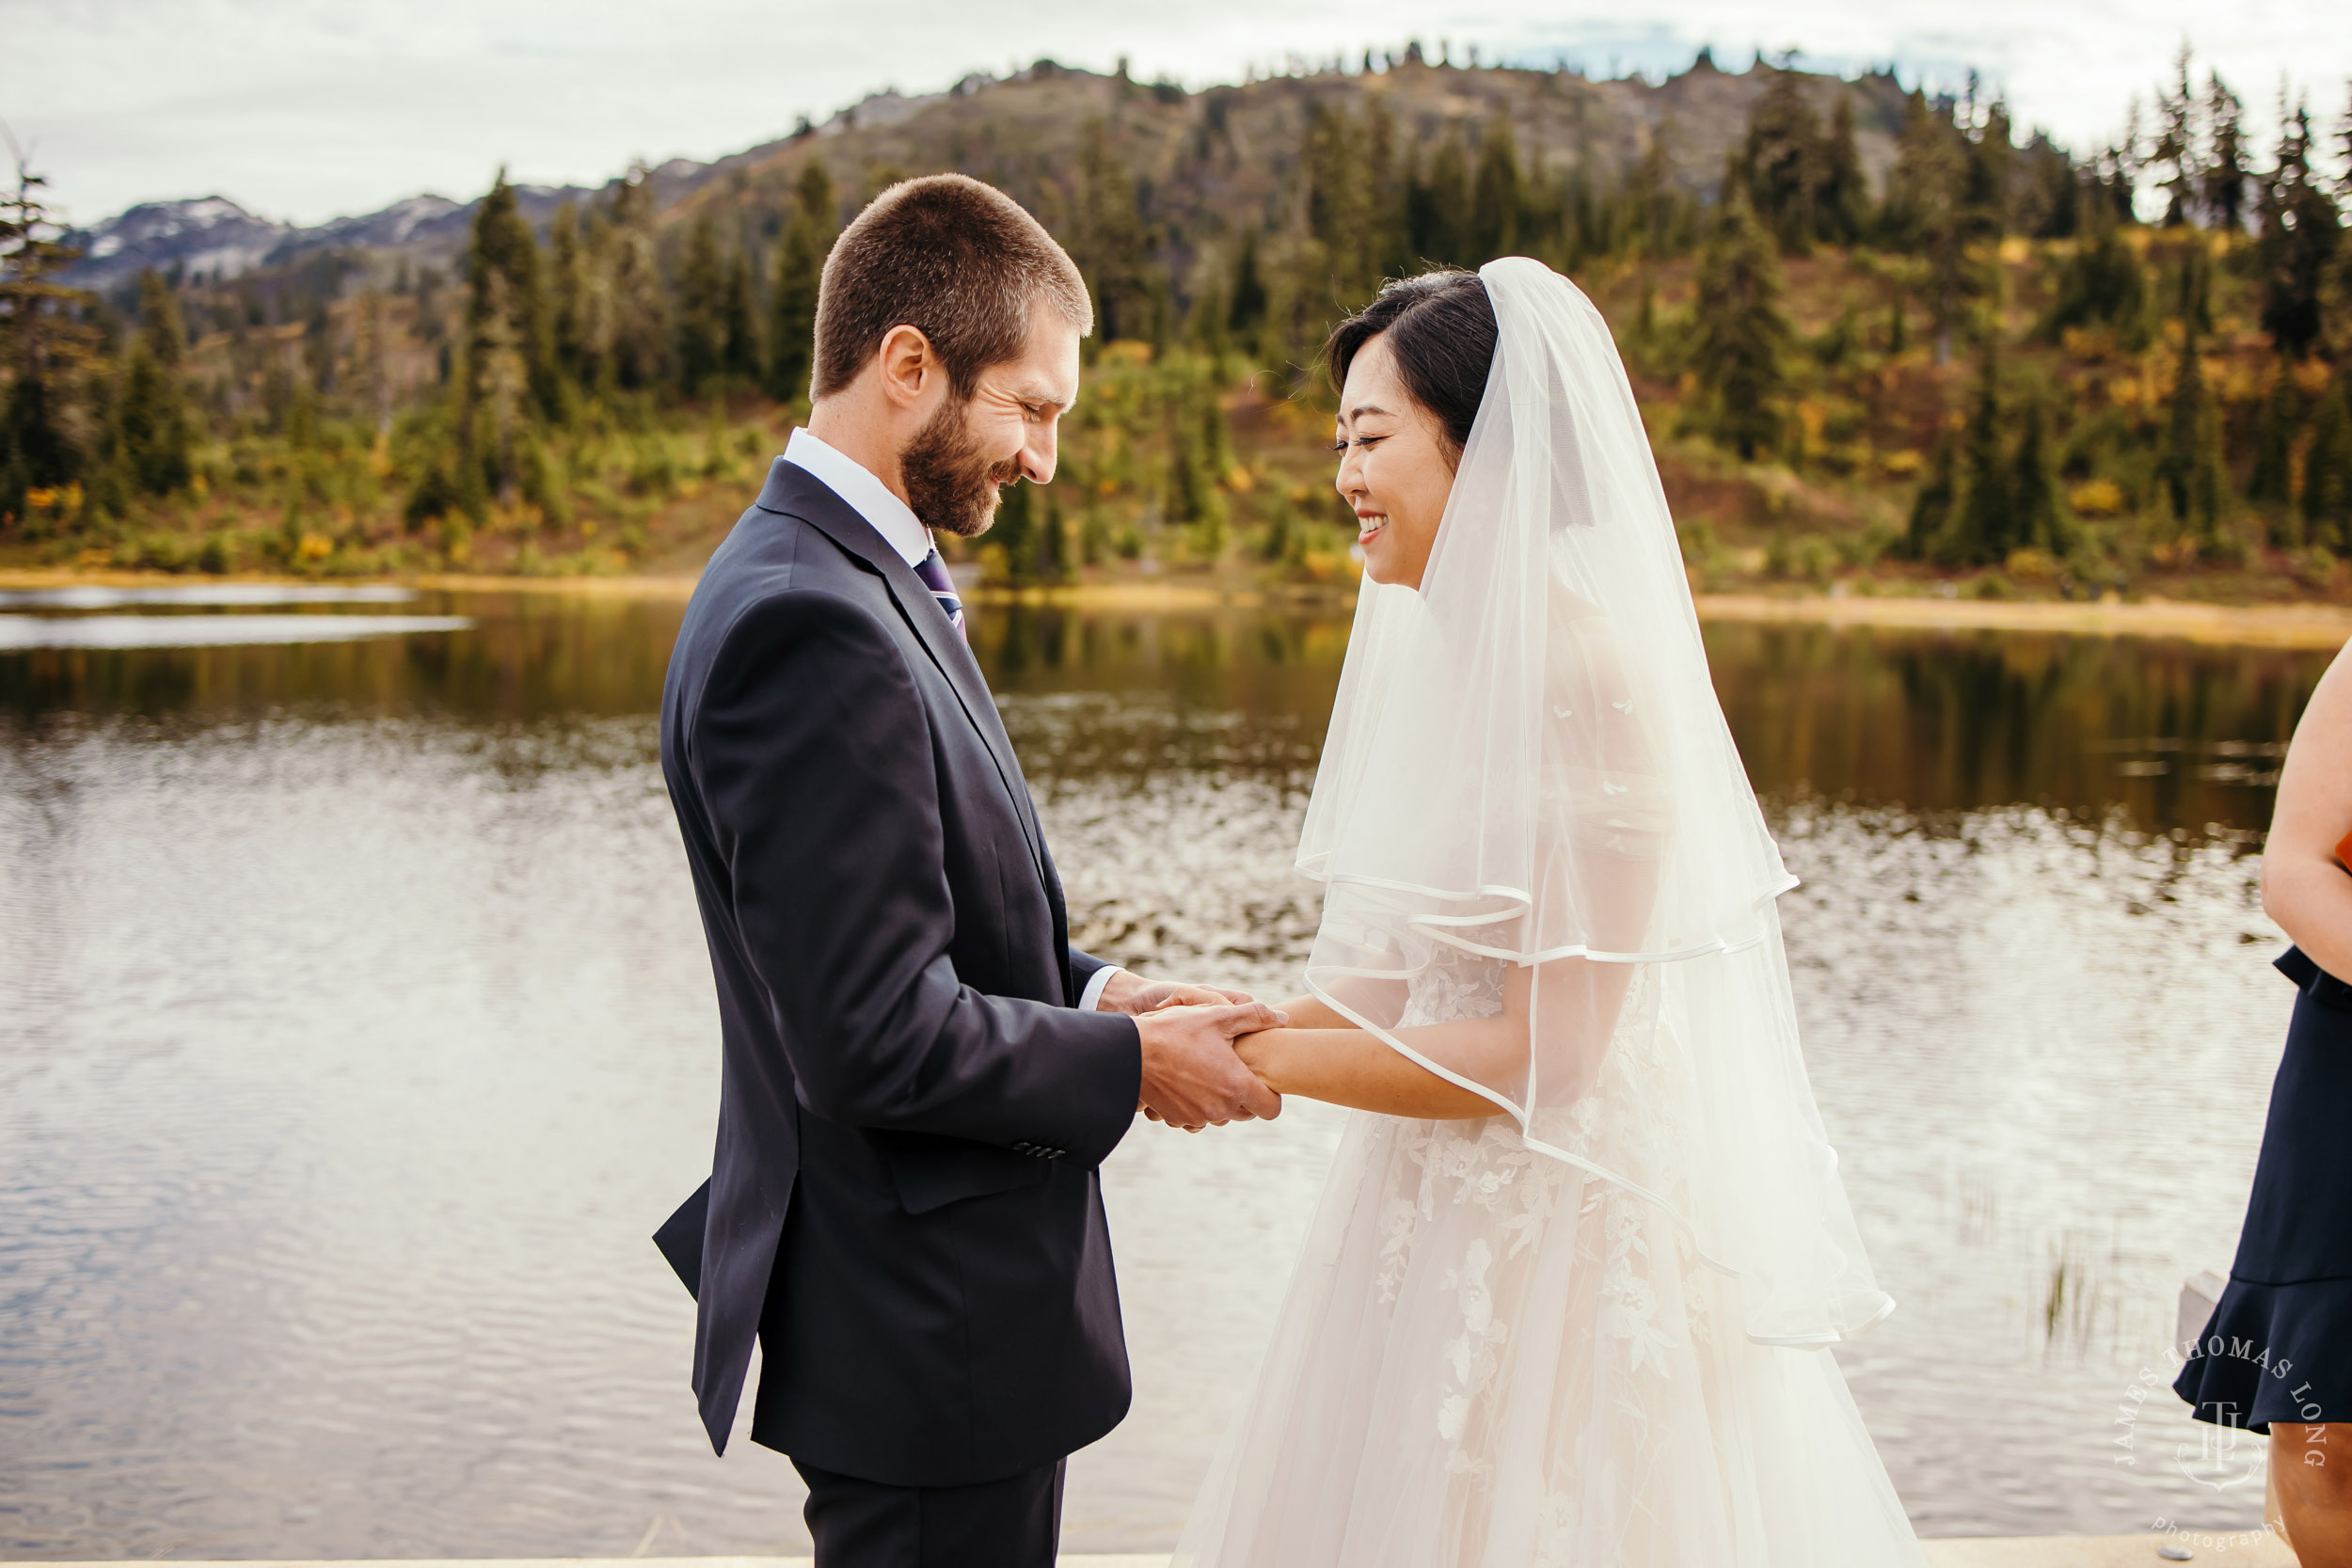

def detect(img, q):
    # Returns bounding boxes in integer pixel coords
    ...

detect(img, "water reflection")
[0,593,685,725]
[1705,621,2317,830]
[0,584,420,610]
[0,614,473,650]
[0,591,2337,1557]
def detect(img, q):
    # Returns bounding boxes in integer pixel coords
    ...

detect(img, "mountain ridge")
[60,55,1925,293]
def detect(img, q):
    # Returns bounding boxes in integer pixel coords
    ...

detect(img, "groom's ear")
[872,324,943,412]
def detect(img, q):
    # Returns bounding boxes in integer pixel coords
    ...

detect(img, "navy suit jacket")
[655,457,1141,1485]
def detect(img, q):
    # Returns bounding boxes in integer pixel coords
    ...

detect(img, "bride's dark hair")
[1323,270,1499,462]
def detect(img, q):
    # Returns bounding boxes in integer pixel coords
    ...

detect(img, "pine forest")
[6,47,2352,604]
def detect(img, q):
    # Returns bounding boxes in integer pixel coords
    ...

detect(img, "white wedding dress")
[1173,943,1922,1566]
[1173,261,1926,1567]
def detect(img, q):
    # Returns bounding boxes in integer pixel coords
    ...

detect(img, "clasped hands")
[1094,970,1284,1132]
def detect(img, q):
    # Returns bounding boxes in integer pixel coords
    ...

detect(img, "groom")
[653,173,1282,1567]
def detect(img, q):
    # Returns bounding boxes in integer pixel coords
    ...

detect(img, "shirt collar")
[782,426,932,568]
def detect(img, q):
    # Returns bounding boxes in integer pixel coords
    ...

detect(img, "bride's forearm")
[1267,993,1354,1030]
[1234,1026,1506,1119]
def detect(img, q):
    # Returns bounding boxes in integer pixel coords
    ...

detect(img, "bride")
[1174,258,1926,1566]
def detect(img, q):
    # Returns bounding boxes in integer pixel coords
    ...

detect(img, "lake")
[0,585,2335,1556]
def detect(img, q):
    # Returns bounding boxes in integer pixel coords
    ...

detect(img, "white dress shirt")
[779,426,1123,1015]
[783,426,932,568]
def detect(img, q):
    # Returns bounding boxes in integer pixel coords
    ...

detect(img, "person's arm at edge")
[2265,639,2352,984]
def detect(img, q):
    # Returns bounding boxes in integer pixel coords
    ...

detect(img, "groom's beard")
[902,395,1024,540]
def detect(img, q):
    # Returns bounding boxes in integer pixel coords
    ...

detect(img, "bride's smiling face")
[1333,334,1457,591]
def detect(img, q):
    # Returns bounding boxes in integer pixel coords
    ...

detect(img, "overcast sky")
[7,0,2349,229]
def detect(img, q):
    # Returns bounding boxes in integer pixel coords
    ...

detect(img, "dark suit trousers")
[793,1456,1066,1568]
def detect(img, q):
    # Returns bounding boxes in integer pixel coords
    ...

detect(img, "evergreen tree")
[1034,481,1069,581]
[675,212,728,395]
[353,284,392,432]
[548,200,599,390]
[2248,356,2302,520]
[113,269,197,495]
[2304,374,2352,549]
[1226,229,1268,340]
[2156,310,2225,546]
[989,468,1035,575]
[2009,393,2070,554]
[2173,244,2214,335]
[1407,137,1470,264]
[2338,83,2352,205]
[606,166,672,391]
[2042,201,2148,345]
[1945,345,2009,565]
[1615,121,1692,260]
[2013,135,2080,240]
[1816,96,1867,244]
[1901,432,1958,559]
[1886,90,1994,361]
[1563,166,1602,266]
[1964,100,2017,236]
[1186,261,1230,358]
[722,248,760,384]
[1163,358,1232,556]
[1074,121,1155,342]
[2096,102,2145,227]
[766,159,834,404]
[1467,120,1525,262]
[1362,98,1411,279]
[1740,63,1822,252]
[135,265,188,371]
[1689,196,1790,461]
[463,171,558,420]
[2150,46,2199,227]
[456,171,559,511]
[1303,103,1374,296]
[0,143,98,527]
[2201,74,2250,230]
[2255,100,2342,357]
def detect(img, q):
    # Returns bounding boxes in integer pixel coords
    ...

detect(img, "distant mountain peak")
[68,197,291,281]
[62,185,580,292]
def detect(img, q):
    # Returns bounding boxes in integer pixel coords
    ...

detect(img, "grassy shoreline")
[5,565,2348,649]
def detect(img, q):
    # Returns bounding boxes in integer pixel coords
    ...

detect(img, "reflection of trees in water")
[1705,622,2328,838]
[0,598,2324,840]
[0,593,688,727]
[980,606,1351,786]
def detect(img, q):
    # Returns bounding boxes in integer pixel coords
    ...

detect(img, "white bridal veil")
[1296,257,1892,1347]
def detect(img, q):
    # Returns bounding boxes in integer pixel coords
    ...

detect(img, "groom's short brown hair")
[812,173,1091,401]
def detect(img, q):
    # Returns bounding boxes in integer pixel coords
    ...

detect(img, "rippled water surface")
[0,588,2337,1555]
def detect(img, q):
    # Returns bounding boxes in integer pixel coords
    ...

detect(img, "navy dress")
[2177,948,2352,1433]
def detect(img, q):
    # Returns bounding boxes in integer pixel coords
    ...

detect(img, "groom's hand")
[1136,1002,1286,1132]
[1093,969,1252,1015]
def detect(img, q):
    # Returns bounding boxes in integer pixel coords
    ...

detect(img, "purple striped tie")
[912,548,965,641]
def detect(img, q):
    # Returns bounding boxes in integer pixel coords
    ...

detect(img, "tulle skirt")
[1172,1110,1926,1568]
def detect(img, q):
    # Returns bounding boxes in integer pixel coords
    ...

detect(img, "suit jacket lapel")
[754,461,1052,888]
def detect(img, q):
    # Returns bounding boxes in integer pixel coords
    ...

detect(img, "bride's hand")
[1232,1024,1289,1093]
